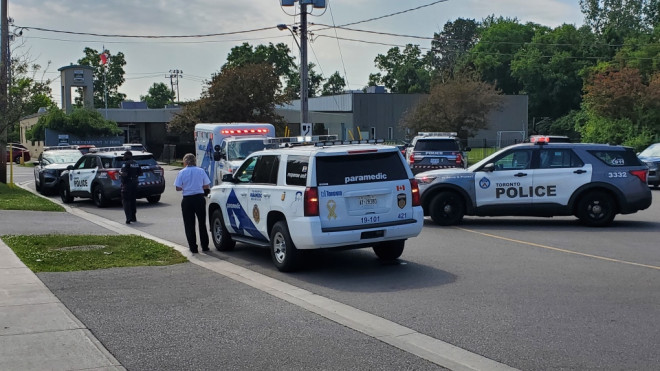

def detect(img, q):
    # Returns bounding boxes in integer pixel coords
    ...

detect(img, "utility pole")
[167,69,182,104]
[1,0,9,183]
[279,0,326,131]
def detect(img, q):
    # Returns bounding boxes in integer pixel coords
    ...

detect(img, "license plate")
[359,196,377,206]
[430,158,440,165]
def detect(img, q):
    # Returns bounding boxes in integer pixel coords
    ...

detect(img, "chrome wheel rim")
[273,232,286,264]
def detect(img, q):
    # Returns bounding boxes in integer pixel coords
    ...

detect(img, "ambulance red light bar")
[220,128,270,135]
[530,136,550,144]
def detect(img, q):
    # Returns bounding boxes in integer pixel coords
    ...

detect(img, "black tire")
[14,156,21,164]
[211,209,235,251]
[146,195,161,204]
[270,220,300,272]
[92,185,108,208]
[576,191,616,227]
[60,182,73,203]
[373,240,405,260]
[429,191,465,226]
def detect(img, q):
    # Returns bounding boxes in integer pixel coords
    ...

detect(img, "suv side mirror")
[465,146,471,152]
[482,163,495,172]
[221,173,235,183]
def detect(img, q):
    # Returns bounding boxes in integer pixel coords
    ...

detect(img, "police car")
[207,138,424,272]
[415,137,652,227]
[59,147,165,207]
[406,132,470,174]
[34,147,83,195]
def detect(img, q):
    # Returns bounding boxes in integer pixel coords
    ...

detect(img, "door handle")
[514,172,528,177]
[574,169,587,174]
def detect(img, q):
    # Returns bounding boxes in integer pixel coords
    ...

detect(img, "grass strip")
[2,234,187,272]
[0,183,64,211]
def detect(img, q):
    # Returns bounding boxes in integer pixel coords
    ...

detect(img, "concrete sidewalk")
[0,238,124,370]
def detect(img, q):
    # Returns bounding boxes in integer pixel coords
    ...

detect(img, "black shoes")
[125,220,131,224]
[202,247,210,252]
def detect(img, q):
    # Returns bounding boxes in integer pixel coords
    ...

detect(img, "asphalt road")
[8,164,660,370]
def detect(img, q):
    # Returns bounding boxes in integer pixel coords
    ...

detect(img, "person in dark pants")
[120,151,142,224]
[174,153,211,253]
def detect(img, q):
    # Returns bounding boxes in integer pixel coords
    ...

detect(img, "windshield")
[45,151,82,164]
[639,143,660,157]
[226,139,270,161]
[467,146,510,172]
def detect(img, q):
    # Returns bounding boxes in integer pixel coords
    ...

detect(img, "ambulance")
[195,123,276,185]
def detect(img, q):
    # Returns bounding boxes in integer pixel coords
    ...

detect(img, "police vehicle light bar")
[418,132,457,137]
[530,136,550,144]
[220,128,270,135]
[265,135,338,146]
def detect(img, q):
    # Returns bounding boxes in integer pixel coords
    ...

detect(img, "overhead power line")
[14,25,275,38]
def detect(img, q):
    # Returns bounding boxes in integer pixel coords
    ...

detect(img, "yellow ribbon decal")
[327,200,337,220]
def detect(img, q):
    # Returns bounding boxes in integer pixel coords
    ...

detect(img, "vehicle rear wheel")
[60,182,73,203]
[211,209,235,251]
[270,221,300,272]
[373,240,405,260]
[146,195,161,203]
[14,156,21,164]
[576,191,616,227]
[429,191,465,226]
[92,185,108,208]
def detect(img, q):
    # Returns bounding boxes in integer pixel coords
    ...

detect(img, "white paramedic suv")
[207,138,424,272]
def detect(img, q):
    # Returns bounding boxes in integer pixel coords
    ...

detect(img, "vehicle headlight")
[415,175,437,184]
[645,162,658,170]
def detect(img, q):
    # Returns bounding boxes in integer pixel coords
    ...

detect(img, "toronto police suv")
[34,147,83,195]
[415,137,652,227]
[59,147,165,207]
[207,138,424,272]
[406,132,470,174]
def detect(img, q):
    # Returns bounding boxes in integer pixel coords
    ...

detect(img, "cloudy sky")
[7,0,584,107]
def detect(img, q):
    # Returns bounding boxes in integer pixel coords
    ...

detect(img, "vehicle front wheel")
[270,221,300,272]
[373,240,405,260]
[429,191,465,226]
[211,209,235,251]
[14,156,21,164]
[146,195,161,204]
[92,185,108,208]
[35,174,42,193]
[60,182,73,203]
[576,191,616,227]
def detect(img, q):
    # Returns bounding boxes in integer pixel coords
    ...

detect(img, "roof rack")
[265,135,338,147]
[313,139,384,147]
[417,132,457,137]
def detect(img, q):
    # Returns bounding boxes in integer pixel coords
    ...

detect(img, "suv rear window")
[316,151,408,186]
[588,149,642,167]
[110,155,157,168]
[414,139,459,151]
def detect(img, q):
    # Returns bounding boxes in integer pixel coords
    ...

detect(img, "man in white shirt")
[174,153,211,253]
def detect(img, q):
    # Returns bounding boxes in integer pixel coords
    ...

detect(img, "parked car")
[638,142,660,189]
[416,137,652,227]
[5,145,31,164]
[34,148,84,194]
[405,132,470,173]
[59,148,165,207]
[207,138,424,271]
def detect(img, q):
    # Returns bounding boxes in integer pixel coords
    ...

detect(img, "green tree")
[76,47,127,109]
[140,82,175,108]
[511,24,600,121]
[468,17,541,94]
[401,75,503,139]
[322,72,346,96]
[371,44,433,93]
[430,18,481,82]
[168,63,284,138]
[580,0,655,35]
[26,108,122,142]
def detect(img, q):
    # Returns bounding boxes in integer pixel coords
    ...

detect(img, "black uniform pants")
[181,194,209,251]
[122,181,138,222]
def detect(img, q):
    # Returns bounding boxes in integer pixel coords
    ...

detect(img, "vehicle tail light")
[455,152,462,165]
[409,152,415,165]
[630,169,648,183]
[410,179,421,206]
[106,170,120,181]
[154,166,163,176]
[304,187,319,216]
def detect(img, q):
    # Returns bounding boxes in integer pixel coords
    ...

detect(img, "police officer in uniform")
[174,153,211,253]
[120,151,142,224]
